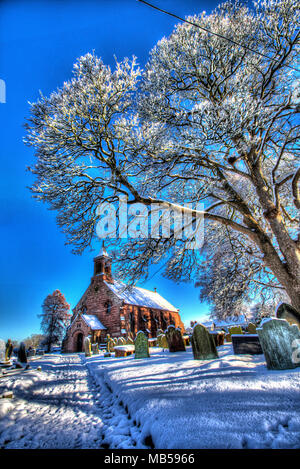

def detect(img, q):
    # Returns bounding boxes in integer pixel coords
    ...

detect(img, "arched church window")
[105,301,112,315]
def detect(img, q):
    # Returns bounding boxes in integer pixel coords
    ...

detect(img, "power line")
[138,0,300,73]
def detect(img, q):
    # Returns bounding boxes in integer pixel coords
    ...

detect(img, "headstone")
[91,343,99,355]
[183,335,190,346]
[165,325,186,353]
[225,333,232,343]
[84,337,92,357]
[247,323,257,334]
[191,324,218,360]
[0,340,5,362]
[276,303,300,329]
[257,318,300,370]
[157,334,168,349]
[231,334,263,355]
[27,348,36,357]
[134,331,150,359]
[17,342,27,364]
[4,339,13,361]
[229,325,243,335]
[209,331,225,347]
[107,336,115,353]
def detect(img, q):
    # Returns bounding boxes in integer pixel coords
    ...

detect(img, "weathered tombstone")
[229,325,243,335]
[231,334,263,355]
[4,339,13,361]
[165,325,186,353]
[182,335,190,346]
[225,333,232,343]
[276,303,300,329]
[84,337,92,357]
[157,334,167,348]
[257,318,300,370]
[247,323,257,334]
[161,334,169,349]
[134,331,150,359]
[0,340,5,362]
[191,324,219,360]
[106,336,115,353]
[91,343,99,355]
[17,342,28,364]
[157,334,163,347]
[209,331,225,347]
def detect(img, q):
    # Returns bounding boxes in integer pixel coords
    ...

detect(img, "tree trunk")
[255,229,300,311]
[250,164,300,311]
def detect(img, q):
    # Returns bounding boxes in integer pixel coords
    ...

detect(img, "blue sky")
[0,0,252,341]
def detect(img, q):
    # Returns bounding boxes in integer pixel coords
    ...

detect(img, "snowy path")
[0,354,105,448]
[0,353,149,449]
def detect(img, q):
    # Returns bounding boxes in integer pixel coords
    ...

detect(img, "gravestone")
[91,343,99,355]
[157,334,168,349]
[17,342,28,364]
[5,339,13,361]
[191,324,218,360]
[157,334,163,347]
[276,303,300,329]
[209,331,225,347]
[84,337,92,357]
[165,325,186,353]
[247,323,257,334]
[107,336,115,353]
[257,318,300,370]
[0,340,5,362]
[229,325,243,335]
[231,334,263,355]
[134,331,150,359]
[225,333,232,343]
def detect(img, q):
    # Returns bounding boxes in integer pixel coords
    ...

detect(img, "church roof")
[105,280,179,312]
[82,314,107,330]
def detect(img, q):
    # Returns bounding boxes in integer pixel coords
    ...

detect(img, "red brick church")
[63,245,184,352]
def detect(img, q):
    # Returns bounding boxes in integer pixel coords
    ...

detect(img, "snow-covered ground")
[1,344,299,449]
[0,354,104,448]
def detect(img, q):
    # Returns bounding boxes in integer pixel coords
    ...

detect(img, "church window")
[105,301,112,315]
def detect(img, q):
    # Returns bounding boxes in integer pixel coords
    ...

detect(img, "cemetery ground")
[0,344,299,449]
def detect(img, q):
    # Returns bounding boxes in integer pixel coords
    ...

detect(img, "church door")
[76,333,83,352]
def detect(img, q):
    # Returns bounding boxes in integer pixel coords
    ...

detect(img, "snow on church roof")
[105,280,179,312]
[82,314,107,330]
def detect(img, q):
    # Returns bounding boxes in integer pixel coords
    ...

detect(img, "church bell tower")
[93,242,113,283]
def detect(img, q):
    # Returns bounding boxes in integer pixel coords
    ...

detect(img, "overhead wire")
[138,0,300,73]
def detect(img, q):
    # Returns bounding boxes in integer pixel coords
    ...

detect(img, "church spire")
[93,241,113,282]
